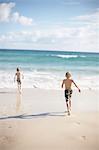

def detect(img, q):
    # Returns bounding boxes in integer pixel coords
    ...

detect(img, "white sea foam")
[0,70,99,90]
[53,54,78,58]
[51,54,86,59]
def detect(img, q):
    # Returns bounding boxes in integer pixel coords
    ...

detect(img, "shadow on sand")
[0,111,67,120]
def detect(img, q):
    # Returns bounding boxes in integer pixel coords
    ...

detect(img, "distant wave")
[51,54,86,58]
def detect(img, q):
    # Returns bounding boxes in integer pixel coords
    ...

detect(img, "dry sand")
[0,88,99,150]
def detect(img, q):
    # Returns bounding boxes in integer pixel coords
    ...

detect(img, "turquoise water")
[0,49,99,89]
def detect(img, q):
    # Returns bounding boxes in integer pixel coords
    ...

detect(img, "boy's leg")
[66,100,70,115]
[17,82,21,93]
[69,99,71,110]
[69,90,72,110]
[19,83,21,93]
[19,83,21,90]
[66,101,69,111]
[65,90,70,115]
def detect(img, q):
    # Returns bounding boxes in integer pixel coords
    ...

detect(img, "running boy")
[61,72,81,115]
[14,68,24,93]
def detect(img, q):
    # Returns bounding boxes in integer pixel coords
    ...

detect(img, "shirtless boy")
[14,68,24,93]
[61,72,81,115]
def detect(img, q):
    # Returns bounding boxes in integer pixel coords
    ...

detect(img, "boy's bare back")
[62,79,73,90]
[61,72,81,92]
[16,71,21,80]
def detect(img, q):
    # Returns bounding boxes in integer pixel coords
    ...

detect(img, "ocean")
[0,49,99,89]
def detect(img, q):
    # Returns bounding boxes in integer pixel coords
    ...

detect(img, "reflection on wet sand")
[16,91,21,113]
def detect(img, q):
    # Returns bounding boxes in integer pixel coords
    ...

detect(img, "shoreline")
[0,88,98,115]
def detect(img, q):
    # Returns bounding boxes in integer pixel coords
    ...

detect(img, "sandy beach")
[0,88,99,150]
[0,0,99,149]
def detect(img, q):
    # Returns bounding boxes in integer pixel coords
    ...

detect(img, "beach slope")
[0,88,99,150]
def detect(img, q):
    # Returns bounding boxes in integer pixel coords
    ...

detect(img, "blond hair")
[65,72,71,78]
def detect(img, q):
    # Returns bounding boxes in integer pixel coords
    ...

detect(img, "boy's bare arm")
[61,80,64,88]
[72,80,81,92]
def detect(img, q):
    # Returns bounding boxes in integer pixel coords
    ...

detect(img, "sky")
[0,0,99,52]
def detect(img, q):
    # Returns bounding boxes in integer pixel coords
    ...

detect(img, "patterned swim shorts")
[65,89,73,102]
[17,79,21,85]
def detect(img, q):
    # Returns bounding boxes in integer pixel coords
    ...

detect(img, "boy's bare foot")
[68,111,70,116]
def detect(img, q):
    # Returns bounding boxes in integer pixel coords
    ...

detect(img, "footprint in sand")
[74,122,80,125]
[0,136,14,144]
[81,136,86,140]
[76,122,80,125]
[0,136,8,144]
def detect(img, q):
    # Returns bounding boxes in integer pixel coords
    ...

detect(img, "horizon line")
[0,48,99,54]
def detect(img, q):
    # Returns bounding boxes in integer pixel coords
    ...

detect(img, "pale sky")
[0,0,99,52]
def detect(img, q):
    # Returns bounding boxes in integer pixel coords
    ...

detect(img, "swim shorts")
[17,79,21,85]
[65,89,73,102]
